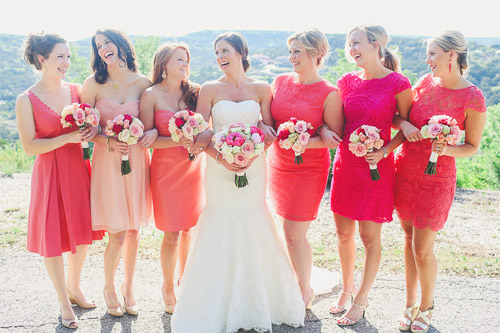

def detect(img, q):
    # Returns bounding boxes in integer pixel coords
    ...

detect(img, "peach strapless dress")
[90,100,151,233]
[151,110,205,232]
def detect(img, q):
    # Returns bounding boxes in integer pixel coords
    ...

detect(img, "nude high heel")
[103,290,124,317]
[162,286,176,314]
[305,289,316,310]
[121,285,139,316]
[67,288,96,309]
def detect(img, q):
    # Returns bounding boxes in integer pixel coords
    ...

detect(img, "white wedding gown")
[171,100,305,333]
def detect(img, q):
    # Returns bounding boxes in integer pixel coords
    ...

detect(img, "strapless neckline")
[213,99,259,108]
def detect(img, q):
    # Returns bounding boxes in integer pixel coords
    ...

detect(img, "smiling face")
[348,29,379,68]
[288,39,315,74]
[95,33,119,65]
[40,43,70,78]
[214,39,241,72]
[426,41,452,78]
[165,48,189,80]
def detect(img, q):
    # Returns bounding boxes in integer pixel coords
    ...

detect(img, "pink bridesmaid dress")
[267,73,337,222]
[90,100,151,233]
[394,74,486,231]
[330,72,411,223]
[26,84,103,257]
[150,110,205,232]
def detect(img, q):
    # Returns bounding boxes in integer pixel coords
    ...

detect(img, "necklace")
[110,72,128,90]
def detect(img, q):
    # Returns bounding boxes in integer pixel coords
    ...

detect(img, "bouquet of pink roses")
[61,103,100,160]
[420,115,461,175]
[212,122,265,188]
[348,125,384,181]
[105,114,144,175]
[168,109,209,161]
[277,117,315,164]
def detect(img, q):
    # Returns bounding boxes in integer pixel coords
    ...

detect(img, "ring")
[436,148,440,151]
[200,147,204,151]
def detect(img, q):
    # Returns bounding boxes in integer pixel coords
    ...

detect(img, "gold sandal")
[411,304,434,333]
[336,301,369,326]
[398,302,419,331]
[330,285,357,314]
[305,289,316,310]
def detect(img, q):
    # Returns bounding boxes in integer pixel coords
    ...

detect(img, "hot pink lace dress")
[394,74,486,231]
[330,72,411,223]
[267,73,337,222]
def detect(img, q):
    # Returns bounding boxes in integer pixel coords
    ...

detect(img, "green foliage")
[134,36,161,78]
[67,43,91,84]
[0,141,34,176]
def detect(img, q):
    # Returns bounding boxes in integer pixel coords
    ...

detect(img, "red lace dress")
[267,73,337,222]
[330,72,411,223]
[26,84,103,257]
[394,74,486,231]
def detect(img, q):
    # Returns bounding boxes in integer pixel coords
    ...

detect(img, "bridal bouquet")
[105,114,144,175]
[277,117,314,164]
[348,125,384,181]
[212,122,265,188]
[61,103,100,160]
[420,115,461,175]
[168,109,209,161]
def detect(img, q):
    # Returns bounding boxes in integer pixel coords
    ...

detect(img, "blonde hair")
[428,30,468,75]
[151,43,200,111]
[287,29,329,67]
[346,25,401,73]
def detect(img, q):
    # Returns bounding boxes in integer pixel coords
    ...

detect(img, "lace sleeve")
[394,74,412,94]
[464,87,487,113]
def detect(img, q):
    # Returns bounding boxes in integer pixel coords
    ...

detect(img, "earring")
[119,60,126,68]
[448,62,452,73]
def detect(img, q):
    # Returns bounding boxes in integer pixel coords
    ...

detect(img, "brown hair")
[151,43,200,111]
[287,29,329,67]
[213,32,250,72]
[23,33,66,70]
[347,25,401,73]
[428,30,468,75]
[90,29,138,84]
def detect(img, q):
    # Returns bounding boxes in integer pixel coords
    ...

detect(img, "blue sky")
[2,0,499,40]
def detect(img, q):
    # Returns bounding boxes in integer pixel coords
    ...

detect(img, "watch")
[382,146,388,158]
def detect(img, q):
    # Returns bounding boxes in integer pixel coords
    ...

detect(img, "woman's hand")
[400,121,423,143]
[65,130,83,144]
[81,124,99,141]
[319,127,342,149]
[189,130,212,158]
[138,128,158,148]
[108,137,131,155]
[432,140,448,156]
[364,148,384,165]
[259,122,277,144]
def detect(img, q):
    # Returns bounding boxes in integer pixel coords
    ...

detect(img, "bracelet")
[97,124,102,134]
[215,151,220,164]
[106,136,114,152]
[317,124,329,135]
[382,146,388,158]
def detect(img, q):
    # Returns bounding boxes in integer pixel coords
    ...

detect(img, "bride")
[171,32,305,332]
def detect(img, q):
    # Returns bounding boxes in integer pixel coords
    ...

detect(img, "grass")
[0,142,34,176]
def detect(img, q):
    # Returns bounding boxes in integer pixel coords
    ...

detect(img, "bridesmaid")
[264,29,343,306]
[81,29,153,317]
[139,43,205,314]
[329,25,412,326]
[394,31,486,333]
[16,33,103,329]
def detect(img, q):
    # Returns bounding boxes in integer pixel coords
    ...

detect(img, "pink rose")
[358,132,367,143]
[292,142,306,154]
[295,120,307,133]
[241,140,255,155]
[427,123,442,138]
[182,125,194,139]
[374,139,384,149]
[349,143,367,157]
[251,133,262,144]
[437,133,445,142]
[280,139,294,150]
[365,129,380,140]
[129,123,143,138]
[74,108,86,123]
[176,110,189,120]
[214,132,226,146]
[298,132,310,145]
[187,116,198,127]
[451,126,461,138]
[447,135,458,145]
[234,152,249,166]
[364,138,375,149]
[284,122,296,132]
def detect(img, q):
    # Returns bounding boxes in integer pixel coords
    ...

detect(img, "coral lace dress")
[150,110,205,232]
[26,84,103,257]
[330,72,411,223]
[394,74,486,231]
[267,73,337,221]
[90,100,151,234]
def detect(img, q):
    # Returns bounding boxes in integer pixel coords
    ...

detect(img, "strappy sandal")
[411,304,434,333]
[329,285,357,314]
[336,301,369,326]
[398,302,419,331]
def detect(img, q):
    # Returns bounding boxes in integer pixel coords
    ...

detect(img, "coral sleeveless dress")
[150,110,205,232]
[26,84,103,257]
[90,100,151,234]
[394,74,486,231]
[267,73,337,221]
[330,72,411,223]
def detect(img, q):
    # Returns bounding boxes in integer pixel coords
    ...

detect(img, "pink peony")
[298,132,310,146]
[234,152,249,166]
[226,132,245,146]
[349,143,368,157]
[241,140,255,155]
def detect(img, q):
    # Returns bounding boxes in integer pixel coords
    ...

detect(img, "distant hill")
[1,30,500,140]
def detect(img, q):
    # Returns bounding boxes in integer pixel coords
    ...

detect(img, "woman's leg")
[160,230,181,308]
[177,227,194,283]
[122,229,140,307]
[67,244,93,304]
[103,231,127,309]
